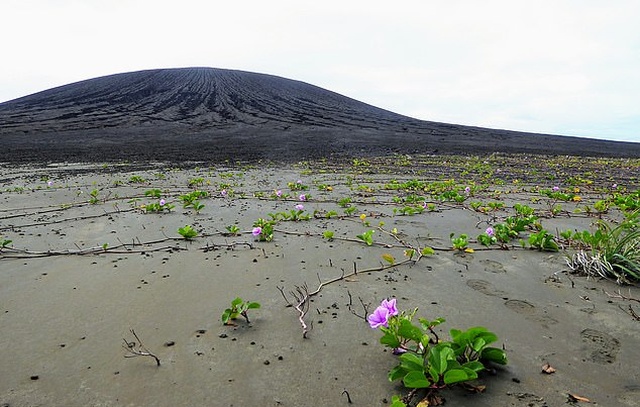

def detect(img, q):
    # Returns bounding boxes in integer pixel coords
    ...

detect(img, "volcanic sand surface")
[1,158,639,406]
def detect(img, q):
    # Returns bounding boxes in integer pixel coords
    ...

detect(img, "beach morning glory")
[159,198,166,206]
[252,227,262,237]
[380,298,398,316]
[367,306,390,329]
[486,227,494,237]
[299,194,306,201]
[295,204,304,211]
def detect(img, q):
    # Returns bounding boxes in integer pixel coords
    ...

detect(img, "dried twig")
[277,284,311,338]
[122,329,161,366]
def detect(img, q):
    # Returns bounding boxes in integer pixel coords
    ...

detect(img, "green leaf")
[472,337,487,353]
[462,360,486,373]
[421,246,435,256]
[403,371,431,388]
[443,368,474,385]
[388,365,408,382]
[247,302,261,309]
[390,395,407,407]
[221,309,231,324]
[398,352,425,372]
[398,319,423,342]
[231,297,243,307]
[380,331,401,348]
[481,347,508,365]
[428,344,454,376]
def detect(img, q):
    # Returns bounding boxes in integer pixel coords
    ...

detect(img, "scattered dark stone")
[218,333,228,338]
[30,375,39,380]
[59,344,66,348]
[263,360,270,365]
[278,355,283,361]
[164,341,175,347]
[197,329,206,334]
[114,371,120,375]
[512,377,521,383]
[250,341,256,345]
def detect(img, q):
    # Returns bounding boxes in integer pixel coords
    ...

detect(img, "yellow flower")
[572,196,582,202]
[360,214,367,221]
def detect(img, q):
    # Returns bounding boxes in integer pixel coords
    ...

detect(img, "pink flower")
[299,194,306,201]
[367,307,390,329]
[295,204,304,211]
[252,227,262,237]
[221,189,228,197]
[275,190,282,197]
[159,199,166,206]
[380,298,398,316]
[486,227,494,237]
[612,184,618,189]
[464,186,471,194]
[552,186,560,192]
[296,180,302,184]
[47,180,53,187]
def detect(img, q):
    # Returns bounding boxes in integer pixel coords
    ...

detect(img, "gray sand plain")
[1,158,639,406]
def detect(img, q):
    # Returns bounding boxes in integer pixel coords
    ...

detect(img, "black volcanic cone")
[1,67,638,163]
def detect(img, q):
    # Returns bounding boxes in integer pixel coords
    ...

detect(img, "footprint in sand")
[466,279,507,297]
[504,299,558,327]
[506,392,548,407]
[479,259,506,273]
[580,328,620,364]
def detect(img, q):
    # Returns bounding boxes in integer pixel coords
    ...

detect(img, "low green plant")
[356,229,375,246]
[144,201,175,213]
[322,231,335,240]
[567,211,640,283]
[128,175,146,183]
[450,233,470,251]
[180,190,209,208]
[344,206,358,216]
[144,188,162,199]
[527,229,559,252]
[225,225,240,236]
[188,177,205,187]
[191,201,205,214]
[221,297,261,325]
[369,299,507,406]
[89,189,100,204]
[178,225,198,240]
[253,219,275,242]
[0,239,12,250]
[287,180,309,191]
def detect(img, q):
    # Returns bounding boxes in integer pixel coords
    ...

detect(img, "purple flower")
[486,227,494,237]
[552,186,560,192]
[464,186,471,194]
[252,227,262,237]
[612,183,618,189]
[221,189,228,197]
[47,180,53,187]
[299,194,306,201]
[295,204,304,211]
[380,298,398,317]
[159,198,166,206]
[367,306,390,329]
[275,189,282,197]
[296,180,303,184]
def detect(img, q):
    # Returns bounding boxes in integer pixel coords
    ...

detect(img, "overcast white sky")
[1,0,638,142]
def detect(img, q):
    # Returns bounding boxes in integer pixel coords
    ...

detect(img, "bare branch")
[122,329,161,366]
